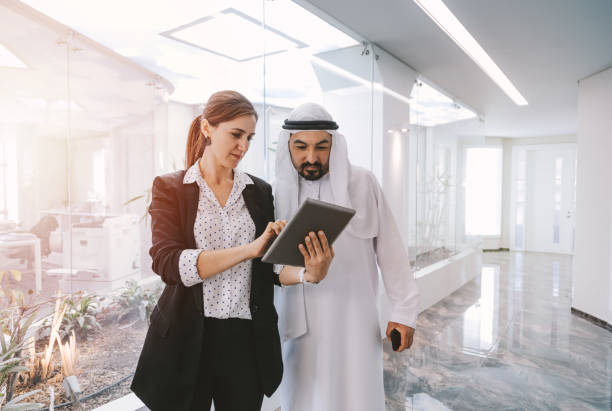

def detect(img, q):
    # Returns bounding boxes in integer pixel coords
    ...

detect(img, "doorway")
[511,144,576,254]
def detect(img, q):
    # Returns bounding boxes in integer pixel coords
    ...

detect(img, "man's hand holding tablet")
[298,230,335,284]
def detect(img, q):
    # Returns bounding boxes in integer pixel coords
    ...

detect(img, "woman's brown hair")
[185,90,258,168]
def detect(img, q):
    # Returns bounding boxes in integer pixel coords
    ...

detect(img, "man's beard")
[298,161,329,180]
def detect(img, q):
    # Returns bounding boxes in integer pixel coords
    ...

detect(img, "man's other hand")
[386,322,415,352]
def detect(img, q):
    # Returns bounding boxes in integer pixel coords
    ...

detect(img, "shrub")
[0,302,38,404]
[62,292,101,340]
[113,280,162,325]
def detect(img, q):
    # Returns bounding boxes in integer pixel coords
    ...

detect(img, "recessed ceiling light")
[413,0,528,106]
[161,8,306,62]
[0,43,28,69]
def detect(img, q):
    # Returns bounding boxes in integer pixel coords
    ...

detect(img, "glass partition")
[0,0,70,307]
[410,79,485,270]
[0,2,176,406]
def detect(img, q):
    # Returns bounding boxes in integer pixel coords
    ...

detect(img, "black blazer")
[131,170,283,410]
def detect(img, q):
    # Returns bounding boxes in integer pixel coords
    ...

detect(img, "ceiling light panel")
[163,8,303,62]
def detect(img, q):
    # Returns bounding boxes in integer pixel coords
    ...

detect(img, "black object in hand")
[390,328,401,351]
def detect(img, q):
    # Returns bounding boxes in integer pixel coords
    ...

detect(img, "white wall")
[573,66,612,324]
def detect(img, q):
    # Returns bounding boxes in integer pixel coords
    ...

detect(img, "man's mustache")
[300,162,323,172]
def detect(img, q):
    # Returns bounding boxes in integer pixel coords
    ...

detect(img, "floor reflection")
[461,265,499,355]
[384,251,612,411]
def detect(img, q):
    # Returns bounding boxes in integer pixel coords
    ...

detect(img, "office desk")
[0,236,42,294]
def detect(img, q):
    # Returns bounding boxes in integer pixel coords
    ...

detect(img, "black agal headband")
[282,119,339,131]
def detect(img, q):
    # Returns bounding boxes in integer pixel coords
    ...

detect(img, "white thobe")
[277,168,419,411]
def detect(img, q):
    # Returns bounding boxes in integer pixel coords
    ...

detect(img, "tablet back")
[262,198,356,267]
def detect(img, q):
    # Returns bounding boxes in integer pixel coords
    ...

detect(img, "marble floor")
[384,251,612,411]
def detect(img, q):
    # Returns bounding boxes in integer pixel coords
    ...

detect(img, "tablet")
[262,198,356,267]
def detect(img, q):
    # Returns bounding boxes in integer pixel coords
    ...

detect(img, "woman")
[131,90,334,411]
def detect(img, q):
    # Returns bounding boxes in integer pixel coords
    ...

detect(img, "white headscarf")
[273,102,378,239]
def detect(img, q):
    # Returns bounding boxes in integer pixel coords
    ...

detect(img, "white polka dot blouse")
[178,161,256,320]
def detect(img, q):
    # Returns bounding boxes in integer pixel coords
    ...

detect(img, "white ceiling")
[0,0,172,136]
[18,0,359,106]
[304,0,612,137]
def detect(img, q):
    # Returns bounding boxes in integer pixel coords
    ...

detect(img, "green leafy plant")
[0,302,38,404]
[62,292,101,340]
[1,343,41,409]
[0,269,49,406]
[113,280,162,325]
[0,339,28,390]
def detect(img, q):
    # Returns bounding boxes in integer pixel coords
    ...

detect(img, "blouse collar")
[183,159,254,189]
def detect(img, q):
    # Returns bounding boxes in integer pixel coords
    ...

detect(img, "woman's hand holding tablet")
[249,219,288,258]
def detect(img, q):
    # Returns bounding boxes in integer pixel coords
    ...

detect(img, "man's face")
[288,130,332,181]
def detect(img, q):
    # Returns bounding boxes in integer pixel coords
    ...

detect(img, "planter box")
[415,246,482,312]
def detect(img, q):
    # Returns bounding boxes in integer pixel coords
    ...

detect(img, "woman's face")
[203,114,257,169]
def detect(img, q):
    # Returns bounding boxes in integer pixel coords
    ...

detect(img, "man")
[274,103,419,411]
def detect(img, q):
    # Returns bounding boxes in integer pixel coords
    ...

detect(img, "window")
[464,147,502,236]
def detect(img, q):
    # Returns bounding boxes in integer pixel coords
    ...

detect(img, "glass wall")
[0,0,483,408]
[409,79,485,270]
[0,1,174,407]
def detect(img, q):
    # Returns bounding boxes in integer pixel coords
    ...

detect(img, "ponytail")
[185,115,205,168]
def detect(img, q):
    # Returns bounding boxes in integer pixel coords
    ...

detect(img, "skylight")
[162,8,304,62]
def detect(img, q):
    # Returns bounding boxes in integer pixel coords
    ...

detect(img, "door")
[524,146,576,254]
